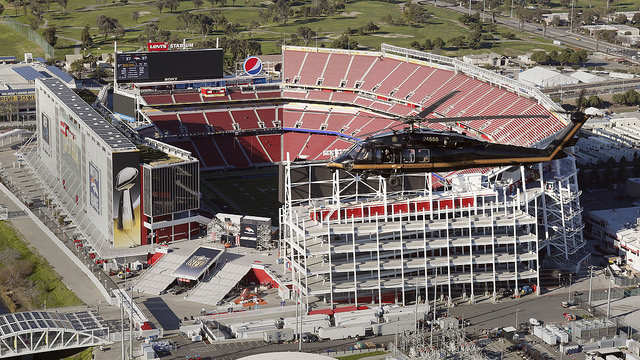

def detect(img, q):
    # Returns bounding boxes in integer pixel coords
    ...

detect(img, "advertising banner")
[240,222,258,240]
[112,151,141,248]
[89,162,100,214]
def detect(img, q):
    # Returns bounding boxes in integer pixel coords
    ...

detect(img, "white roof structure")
[518,67,579,87]
[132,245,195,295]
[570,71,606,84]
[186,252,255,306]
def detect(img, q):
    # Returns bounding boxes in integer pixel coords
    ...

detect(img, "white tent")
[570,71,606,83]
[584,107,606,116]
[518,66,579,87]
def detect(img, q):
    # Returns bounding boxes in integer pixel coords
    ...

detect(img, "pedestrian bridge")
[0,310,110,358]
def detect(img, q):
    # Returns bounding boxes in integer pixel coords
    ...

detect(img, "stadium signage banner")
[147,42,169,51]
[0,94,35,102]
[147,42,195,51]
[243,56,262,76]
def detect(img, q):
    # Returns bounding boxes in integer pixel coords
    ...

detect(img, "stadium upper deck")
[130,45,567,173]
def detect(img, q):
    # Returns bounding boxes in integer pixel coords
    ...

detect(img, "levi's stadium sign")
[147,42,195,51]
[147,42,169,51]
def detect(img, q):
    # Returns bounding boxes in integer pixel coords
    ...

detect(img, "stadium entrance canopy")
[171,246,223,282]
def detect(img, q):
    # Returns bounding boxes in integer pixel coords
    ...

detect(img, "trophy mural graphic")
[116,167,139,230]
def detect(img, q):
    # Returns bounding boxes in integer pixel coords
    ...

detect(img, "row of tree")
[529,48,589,65]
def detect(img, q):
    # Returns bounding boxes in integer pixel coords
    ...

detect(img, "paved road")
[432,0,637,60]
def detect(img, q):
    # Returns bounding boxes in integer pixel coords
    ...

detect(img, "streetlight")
[588,266,597,308]
[568,273,573,303]
[515,308,522,329]
[606,278,613,319]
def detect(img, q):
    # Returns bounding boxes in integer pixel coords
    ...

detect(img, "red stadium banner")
[147,42,169,51]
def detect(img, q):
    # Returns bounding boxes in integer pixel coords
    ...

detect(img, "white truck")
[318,324,366,340]
[263,328,294,343]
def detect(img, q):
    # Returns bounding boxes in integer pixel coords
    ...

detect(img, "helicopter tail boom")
[543,112,588,159]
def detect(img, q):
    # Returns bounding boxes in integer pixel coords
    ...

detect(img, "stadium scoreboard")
[116,49,223,82]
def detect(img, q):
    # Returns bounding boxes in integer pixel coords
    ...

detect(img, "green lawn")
[0,24,46,58]
[2,0,575,60]
[336,351,389,360]
[0,221,83,310]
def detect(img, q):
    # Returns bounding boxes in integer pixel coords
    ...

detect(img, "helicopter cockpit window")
[356,146,372,161]
[402,149,415,163]
[344,144,362,160]
[417,149,430,162]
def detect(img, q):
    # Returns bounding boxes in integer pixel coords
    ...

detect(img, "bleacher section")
[282,47,563,148]
[139,46,565,172]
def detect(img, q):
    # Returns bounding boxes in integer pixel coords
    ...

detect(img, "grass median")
[0,221,82,312]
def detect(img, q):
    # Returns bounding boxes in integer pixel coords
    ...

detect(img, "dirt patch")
[341,11,362,16]
[139,11,151,15]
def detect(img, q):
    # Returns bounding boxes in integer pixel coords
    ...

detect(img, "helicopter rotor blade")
[415,91,461,119]
[425,114,550,123]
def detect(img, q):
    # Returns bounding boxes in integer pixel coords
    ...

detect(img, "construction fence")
[2,16,55,59]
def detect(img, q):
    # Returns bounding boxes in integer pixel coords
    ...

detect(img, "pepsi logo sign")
[243,56,262,76]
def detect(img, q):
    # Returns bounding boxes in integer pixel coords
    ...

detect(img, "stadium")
[29,43,588,307]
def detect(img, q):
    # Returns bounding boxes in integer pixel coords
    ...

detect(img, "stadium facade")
[19,45,588,304]
[276,45,588,307]
[22,78,202,260]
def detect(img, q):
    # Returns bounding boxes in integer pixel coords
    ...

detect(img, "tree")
[614,13,627,24]
[81,26,92,48]
[155,0,165,13]
[165,0,179,12]
[223,22,239,37]
[448,36,464,49]
[332,34,357,49]
[584,95,603,108]
[297,27,316,46]
[401,2,429,25]
[70,58,85,78]
[132,11,140,22]
[530,51,551,64]
[194,13,213,39]
[97,15,122,40]
[30,15,43,30]
[422,39,433,50]
[272,0,291,24]
[177,12,196,33]
[192,0,203,9]
[212,11,227,31]
[433,37,445,49]
[468,31,482,49]
[56,0,67,11]
[0,4,4,16]
[363,21,379,33]
[381,14,394,25]
[632,12,640,27]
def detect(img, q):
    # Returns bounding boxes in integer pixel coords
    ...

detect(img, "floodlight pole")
[588,266,597,307]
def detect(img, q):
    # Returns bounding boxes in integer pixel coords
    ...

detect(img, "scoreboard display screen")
[116,49,223,82]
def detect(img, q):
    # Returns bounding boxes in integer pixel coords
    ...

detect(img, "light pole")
[515,308,521,330]
[569,0,575,33]
[588,266,597,308]
[558,273,562,288]
[606,278,612,319]
[568,273,573,303]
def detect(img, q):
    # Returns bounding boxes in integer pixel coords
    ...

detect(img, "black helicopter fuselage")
[327,128,568,176]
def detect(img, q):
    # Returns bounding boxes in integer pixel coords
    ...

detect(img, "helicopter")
[325,91,589,185]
